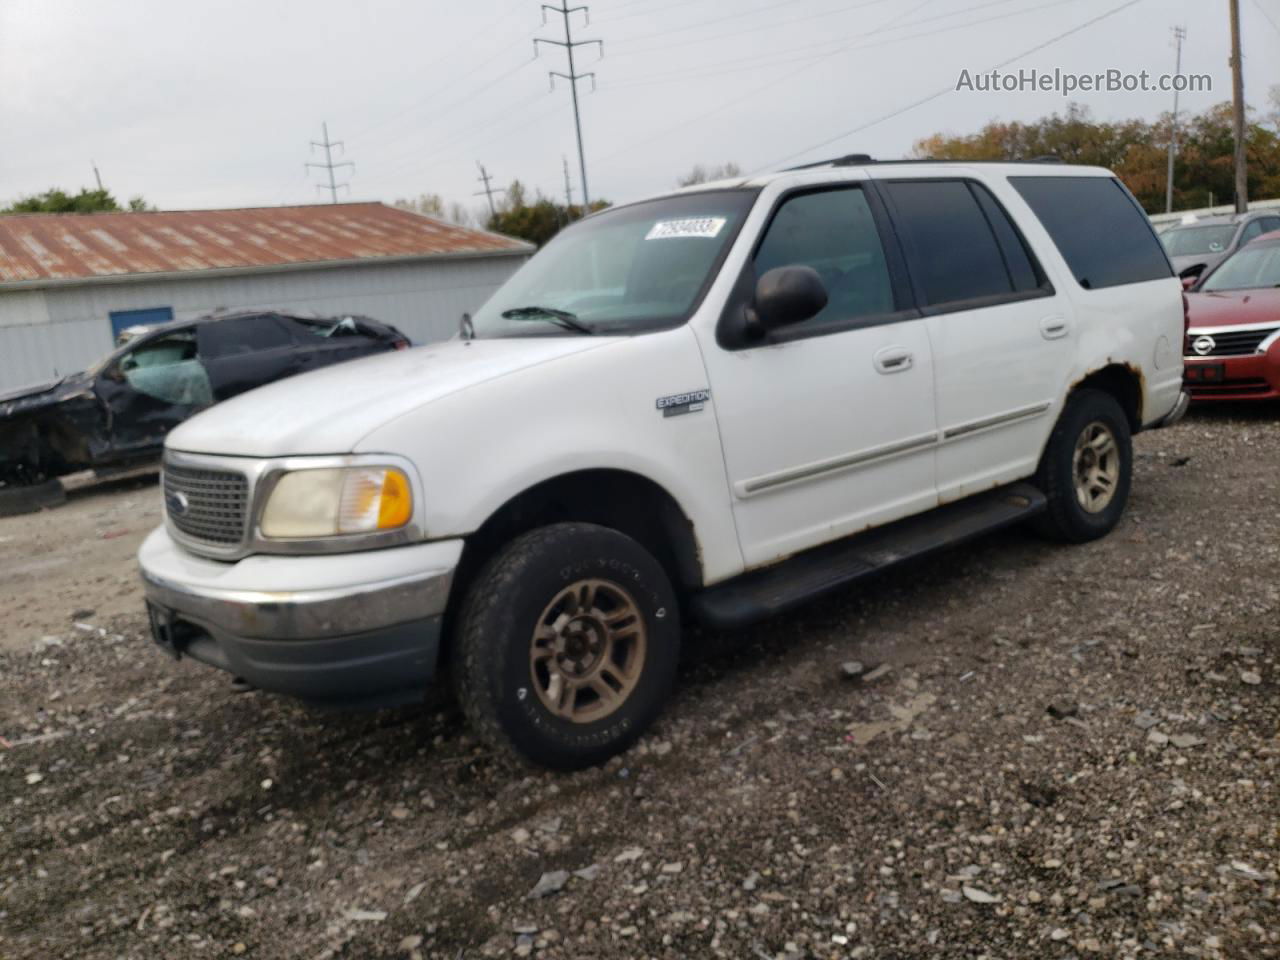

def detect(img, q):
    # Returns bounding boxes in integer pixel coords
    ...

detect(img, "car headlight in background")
[260,466,413,538]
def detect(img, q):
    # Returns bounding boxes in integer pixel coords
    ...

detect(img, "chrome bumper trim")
[140,565,452,641]
[1155,389,1191,429]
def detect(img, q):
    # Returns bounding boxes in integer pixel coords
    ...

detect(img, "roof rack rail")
[784,153,874,171]
[779,154,1077,173]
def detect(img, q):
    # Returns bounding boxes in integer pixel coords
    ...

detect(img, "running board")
[691,482,1046,630]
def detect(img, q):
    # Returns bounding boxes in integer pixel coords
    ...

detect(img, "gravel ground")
[1,409,1277,960]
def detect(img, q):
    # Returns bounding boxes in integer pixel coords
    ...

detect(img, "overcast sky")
[1,0,1277,217]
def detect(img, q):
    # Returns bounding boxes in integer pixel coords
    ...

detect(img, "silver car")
[1160,210,1280,279]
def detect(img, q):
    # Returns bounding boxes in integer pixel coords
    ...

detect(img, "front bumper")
[1184,351,1280,402]
[138,527,463,706]
[1153,389,1191,428]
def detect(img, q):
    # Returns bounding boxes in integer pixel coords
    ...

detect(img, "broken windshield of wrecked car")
[470,188,758,338]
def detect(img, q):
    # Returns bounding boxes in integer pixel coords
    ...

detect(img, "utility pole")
[535,3,602,210]
[1164,26,1186,214]
[473,162,506,218]
[91,161,104,192]
[306,122,354,203]
[1228,0,1248,212]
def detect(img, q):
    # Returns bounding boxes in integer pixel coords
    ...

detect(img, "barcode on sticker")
[645,217,726,240]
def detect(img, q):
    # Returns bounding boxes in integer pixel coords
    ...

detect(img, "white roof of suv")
[657,157,1115,202]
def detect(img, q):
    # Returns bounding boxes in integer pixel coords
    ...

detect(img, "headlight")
[260,466,413,538]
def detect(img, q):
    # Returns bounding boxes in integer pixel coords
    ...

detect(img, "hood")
[1186,287,1280,329]
[166,336,618,457]
[0,377,67,406]
[1170,252,1225,276]
[0,372,90,418]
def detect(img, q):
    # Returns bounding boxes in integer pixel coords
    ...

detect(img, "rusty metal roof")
[0,202,532,287]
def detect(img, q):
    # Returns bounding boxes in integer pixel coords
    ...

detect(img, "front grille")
[1186,327,1278,357]
[163,463,249,546]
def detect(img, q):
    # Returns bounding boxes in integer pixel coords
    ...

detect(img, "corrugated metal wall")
[0,255,526,391]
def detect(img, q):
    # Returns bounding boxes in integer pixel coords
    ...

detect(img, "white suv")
[139,158,1188,768]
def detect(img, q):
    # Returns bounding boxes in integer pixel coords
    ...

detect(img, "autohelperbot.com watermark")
[956,67,1212,97]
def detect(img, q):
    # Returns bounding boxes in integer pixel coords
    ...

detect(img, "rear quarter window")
[1009,176,1172,290]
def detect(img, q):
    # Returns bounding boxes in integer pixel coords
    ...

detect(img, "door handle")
[1040,316,1069,340]
[874,346,914,374]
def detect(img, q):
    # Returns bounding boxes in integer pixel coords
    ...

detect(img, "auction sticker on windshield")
[646,217,727,240]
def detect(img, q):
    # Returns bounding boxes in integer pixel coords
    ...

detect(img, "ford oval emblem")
[166,490,190,517]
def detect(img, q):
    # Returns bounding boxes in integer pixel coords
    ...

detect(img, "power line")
[535,2,603,208]
[591,0,1075,167]
[360,99,568,197]
[474,161,507,217]
[757,0,1146,172]
[1251,0,1280,35]
[359,90,555,190]
[609,0,1039,93]
[343,0,531,143]
[305,122,353,203]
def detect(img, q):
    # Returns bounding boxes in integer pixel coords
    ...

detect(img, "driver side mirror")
[1180,274,1198,291]
[746,265,828,337]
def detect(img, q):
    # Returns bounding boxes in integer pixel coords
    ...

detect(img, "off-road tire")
[1032,388,1132,543]
[0,478,66,517]
[452,522,680,770]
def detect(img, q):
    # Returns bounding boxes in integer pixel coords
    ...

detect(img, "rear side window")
[199,315,297,357]
[1010,176,1171,289]
[881,179,1046,309]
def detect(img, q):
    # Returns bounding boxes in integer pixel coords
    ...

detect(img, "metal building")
[0,203,532,391]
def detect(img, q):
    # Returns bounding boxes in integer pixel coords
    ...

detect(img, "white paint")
[151,161,1185,592]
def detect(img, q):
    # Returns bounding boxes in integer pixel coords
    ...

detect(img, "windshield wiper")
[501,305,594,335]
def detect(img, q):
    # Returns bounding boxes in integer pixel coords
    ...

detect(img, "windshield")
[1200,243,1280,292]
[1161,224,1237,256]
[471,189,757,337]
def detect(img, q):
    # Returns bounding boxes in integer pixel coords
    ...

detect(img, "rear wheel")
[452,522,680,770]
[1032,388,1132,543]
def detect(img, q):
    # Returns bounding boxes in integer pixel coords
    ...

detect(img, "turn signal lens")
[337,467,412,532]
[261,466,413,539]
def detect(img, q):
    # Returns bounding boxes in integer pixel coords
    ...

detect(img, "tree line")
[1,187,153,214]
[914,97,1280,213]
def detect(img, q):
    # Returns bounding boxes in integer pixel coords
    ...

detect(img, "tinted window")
[1011,176,1172,289]
[754,187,895,325]
[970,183,1045,293]
[883,180,1015,305]
[1239,220,1264,244]
[200,315,296,357]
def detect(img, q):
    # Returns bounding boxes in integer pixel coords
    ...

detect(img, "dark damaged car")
[0,310,409,510]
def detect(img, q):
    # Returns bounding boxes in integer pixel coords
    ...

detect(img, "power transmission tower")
[535,3,602,210]
[1227,0,1248,212]
[562,156,574,215]
[473,162,506,218]
[1164,26,1186,214]
[306,122,354,203]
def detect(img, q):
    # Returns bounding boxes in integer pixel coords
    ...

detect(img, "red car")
[1183,230,1280,401]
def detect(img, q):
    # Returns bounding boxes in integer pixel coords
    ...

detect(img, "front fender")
[356,328,746,585]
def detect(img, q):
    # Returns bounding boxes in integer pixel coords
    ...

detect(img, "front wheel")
[1032,388,1132,543]
[452,523,680,770]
